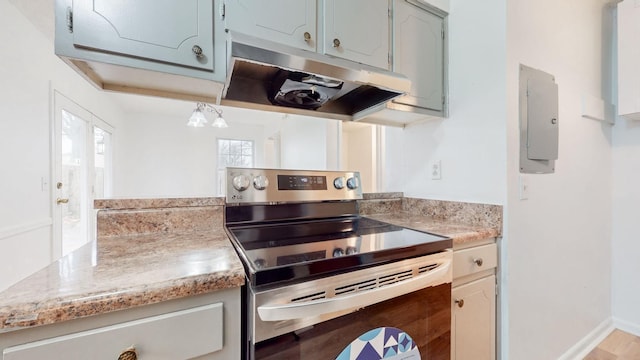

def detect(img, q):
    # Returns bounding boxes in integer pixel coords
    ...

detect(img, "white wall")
[343,123,376,193]
[0,0,123,292]
[385,0,614,359]
[113,108,267,198]
[279,115,333,170]
[112,104,345,197]
[383,0,507,205]
[612,118,640,331]
[505,0,613,359]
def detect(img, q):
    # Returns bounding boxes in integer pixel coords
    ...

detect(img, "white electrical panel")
[519,64,559,174]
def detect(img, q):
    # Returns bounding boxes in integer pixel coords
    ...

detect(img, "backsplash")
[359,193,503,235]
[96,194,503,238]
[95,197,225,237]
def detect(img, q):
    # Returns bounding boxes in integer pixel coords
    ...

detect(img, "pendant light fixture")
[187,102,228,128]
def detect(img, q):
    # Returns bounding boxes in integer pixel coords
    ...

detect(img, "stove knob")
[232,175,250,191]
[254,258,267,269]
[333,248,345,257]
[253,175,269,190]
[333,177,346,189]
[346,177,359,190]
[346,246,358,255]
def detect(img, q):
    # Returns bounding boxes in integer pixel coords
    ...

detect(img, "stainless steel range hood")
[219,33,411,121]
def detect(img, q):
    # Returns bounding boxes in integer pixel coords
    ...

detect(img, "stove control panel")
[226,167,362,204]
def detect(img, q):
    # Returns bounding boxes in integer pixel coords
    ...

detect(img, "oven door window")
[254,283,451,360]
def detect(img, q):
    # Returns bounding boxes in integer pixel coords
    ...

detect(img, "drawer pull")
[473,258,484,267]
[118,347,137,360]
[455,299,464,308]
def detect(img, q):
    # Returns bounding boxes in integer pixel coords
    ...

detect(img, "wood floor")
[584,329,640,360]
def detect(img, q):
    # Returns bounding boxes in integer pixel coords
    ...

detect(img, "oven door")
[254,283,451,360]
[249,252,452,360]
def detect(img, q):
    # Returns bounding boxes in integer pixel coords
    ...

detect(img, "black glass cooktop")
[226,217,451,287]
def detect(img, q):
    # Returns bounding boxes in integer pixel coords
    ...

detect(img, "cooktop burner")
[227,217,450,287]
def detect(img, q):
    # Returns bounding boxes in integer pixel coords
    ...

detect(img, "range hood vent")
[220,33,411,121]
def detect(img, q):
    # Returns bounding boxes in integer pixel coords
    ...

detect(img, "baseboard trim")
[558,318,615,360]
[0,218,52,241]
[613,317,640,337]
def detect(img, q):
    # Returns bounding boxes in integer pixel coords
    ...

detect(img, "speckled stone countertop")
[359,194,503,248]
[0,195,502,333]
[0,197,244,333]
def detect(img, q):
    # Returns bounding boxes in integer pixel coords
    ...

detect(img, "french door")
[52,92,113,258]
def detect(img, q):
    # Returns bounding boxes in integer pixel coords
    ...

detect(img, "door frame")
[51,90,114,260]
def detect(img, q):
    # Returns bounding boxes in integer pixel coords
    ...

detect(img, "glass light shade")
[211,114,229,128]
[187,109,207,127]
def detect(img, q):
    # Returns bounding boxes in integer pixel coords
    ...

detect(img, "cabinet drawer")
[453,243,497,279]
[3,303,223,360]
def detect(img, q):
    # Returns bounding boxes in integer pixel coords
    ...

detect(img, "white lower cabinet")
[1,288,240,360]
[451,241,497,360]
[451,275,496,360]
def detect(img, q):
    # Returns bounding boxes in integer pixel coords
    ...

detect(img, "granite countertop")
[0,230,244,333]
[364,212,500,248]
[0,195,501,333]
[358,195,502,248]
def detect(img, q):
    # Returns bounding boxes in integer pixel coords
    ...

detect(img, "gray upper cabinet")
[224,0,317,52]
[223,0,391,70]
[355,0,447,126]
[55,0,226,102]
[392,0,446,113]
[72,0,214,71]
[322,0,391,69]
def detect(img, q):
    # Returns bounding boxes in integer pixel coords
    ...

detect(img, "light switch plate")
[519,174,529,200]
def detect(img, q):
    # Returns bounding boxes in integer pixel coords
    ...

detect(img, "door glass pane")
[61,110,88,256]
[94,126,112,198]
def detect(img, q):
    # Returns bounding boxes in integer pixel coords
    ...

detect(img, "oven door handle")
[257,258,451,322]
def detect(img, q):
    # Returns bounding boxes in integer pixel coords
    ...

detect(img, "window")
[216,139,254,196]
[218,139,254,168]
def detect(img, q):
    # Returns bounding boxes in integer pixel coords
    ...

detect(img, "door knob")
[56,198,69,205]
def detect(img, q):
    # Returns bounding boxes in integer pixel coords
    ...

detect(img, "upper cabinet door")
[393,0,445,112]
[224,0,317,51]
[72,0,214,71]
[323,0,390,69]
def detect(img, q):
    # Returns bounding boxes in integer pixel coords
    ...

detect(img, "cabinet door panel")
[323,0,390,69]
[451,275,496,360]
[73,0,214,71]
[393,0,444,111]
[3,304,223,360]
[225,0,317,51]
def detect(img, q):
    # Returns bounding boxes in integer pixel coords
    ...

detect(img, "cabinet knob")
[118,347,137,360]
[192,45,204,58]
[455,299,464,308]
[473,258,484,267]
[56,198,69,205]
[333,38,341,48]
[304,32,312,43]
